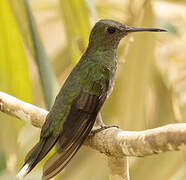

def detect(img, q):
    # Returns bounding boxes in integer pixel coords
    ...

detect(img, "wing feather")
[43,88,107,179]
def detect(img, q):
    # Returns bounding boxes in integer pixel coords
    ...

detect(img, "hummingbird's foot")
[90,125,119,136]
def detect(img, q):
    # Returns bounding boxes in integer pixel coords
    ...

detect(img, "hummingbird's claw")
[90,125,119,135]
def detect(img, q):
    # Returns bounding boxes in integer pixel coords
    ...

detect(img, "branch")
[1,91,186,179]
[0,92,47,128]
[108,157,130,180]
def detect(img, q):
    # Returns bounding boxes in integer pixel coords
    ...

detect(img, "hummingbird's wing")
[42,82,108,179]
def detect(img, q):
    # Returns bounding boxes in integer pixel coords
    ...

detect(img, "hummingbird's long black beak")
[126,26,167,33]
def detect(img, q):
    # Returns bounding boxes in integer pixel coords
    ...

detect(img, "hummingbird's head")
[88,19,166,51]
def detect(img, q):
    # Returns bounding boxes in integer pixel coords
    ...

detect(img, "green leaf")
[0,0,32,171]
[0,150,6,172]
[59,0,91,63]
[85,0,98,21]
[0,0,31,102]
[23,0,59,110]
[9,0,35,57]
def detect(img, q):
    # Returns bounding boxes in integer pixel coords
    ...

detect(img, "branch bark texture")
[1,91,186,156]
[1,91,186,179]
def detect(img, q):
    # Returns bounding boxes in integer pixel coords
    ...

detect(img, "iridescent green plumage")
[17,19,166,180]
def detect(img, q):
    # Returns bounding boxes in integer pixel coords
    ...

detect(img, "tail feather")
[17,136,58,179]
[42,114,95,179]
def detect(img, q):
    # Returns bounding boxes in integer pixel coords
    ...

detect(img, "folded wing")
[43,87,107,180]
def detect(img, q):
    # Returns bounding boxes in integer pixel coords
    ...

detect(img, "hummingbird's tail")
[42,111,97,179]
[17,136,58,179]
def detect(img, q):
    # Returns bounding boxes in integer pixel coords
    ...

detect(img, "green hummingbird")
[17,19,166,180]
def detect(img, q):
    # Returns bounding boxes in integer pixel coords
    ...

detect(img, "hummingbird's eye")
[107,26,116,34]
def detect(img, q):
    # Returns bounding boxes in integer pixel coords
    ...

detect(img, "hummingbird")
[17,19,166,180]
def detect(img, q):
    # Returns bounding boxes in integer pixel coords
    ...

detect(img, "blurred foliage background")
[0,0,186,179]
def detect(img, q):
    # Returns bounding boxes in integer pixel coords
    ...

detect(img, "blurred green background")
[0,0,186,179]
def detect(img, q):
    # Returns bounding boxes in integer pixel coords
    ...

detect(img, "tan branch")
[1,91,186,179]
[86,123,186,157]
[0,92,47,128]
[108,157,130,180]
